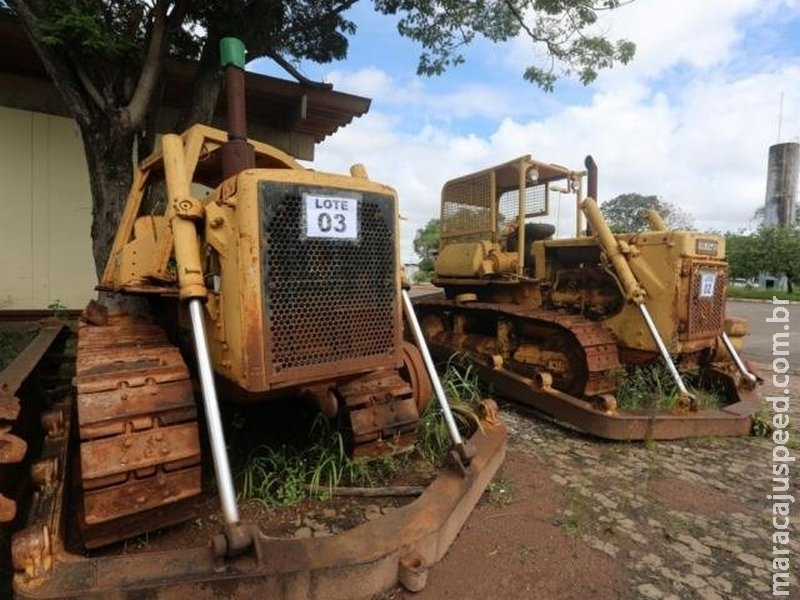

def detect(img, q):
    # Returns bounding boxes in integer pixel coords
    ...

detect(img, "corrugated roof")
[0,20,370,143]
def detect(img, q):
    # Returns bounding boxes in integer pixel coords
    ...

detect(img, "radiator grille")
[260,183,397,373]
[686,264,727,340]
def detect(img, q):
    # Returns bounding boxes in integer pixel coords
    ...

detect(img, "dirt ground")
[381,360,800,600]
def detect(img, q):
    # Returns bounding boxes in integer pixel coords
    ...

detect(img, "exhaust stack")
[220,37,256,178]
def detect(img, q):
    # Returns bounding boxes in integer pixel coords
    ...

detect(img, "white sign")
[304,194,358,240]
[699,271,717,298]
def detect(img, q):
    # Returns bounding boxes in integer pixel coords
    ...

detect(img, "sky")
[253,0,800,263]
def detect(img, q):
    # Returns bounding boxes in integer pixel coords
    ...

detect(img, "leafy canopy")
[413,218,440,274]
[5,1,635,101]
[375,0,636,90]
[599,193,694,233]
[3,0,636,275]
[725,225,800,293]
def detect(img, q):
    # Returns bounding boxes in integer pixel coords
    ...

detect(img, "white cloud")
[306,1,800,262]
[598,0,761,75]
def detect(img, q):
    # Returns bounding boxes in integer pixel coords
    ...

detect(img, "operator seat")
[506,222,556,272]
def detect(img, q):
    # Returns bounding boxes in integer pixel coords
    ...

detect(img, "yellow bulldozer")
[10,39,505,599]
[413,154,761,439]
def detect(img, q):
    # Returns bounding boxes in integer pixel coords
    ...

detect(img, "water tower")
[760,142,799,290]
[763,142,799,226]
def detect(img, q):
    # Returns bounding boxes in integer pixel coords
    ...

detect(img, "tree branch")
[71,60,107,111]
[265,50,333,89]
[123,0,169,130]
[8,0,102,126]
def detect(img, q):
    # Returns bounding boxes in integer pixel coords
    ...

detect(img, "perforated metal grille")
[441,173,492,241]
[260,183,397,372]
[686,264,727,340]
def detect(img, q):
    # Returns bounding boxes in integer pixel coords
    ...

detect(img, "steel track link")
[414,297,622,401]
[74,314,202,548]
[339,369,421,459]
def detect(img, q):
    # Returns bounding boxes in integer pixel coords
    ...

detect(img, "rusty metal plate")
[0,493,15,522]
[13,417,508,599]
[80,422,200,482]
[73,314,202,546]
[83,466,201,525]
[0,428,27,463]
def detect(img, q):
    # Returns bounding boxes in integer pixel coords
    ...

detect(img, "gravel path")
[497,361,799,599]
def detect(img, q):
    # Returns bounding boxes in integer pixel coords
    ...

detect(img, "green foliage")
[238,413,399,507]
[750,407,771,438]
[725,225,800,293]
[35,2,141,62]
[0,329,36,371]
[612,364,723,412]
[47,299,68,319]
[726,286,800,302]
[725,231,761,280]
[750,225,800,293]
[374,0,636,90]
[415,358,484,466]
[484,475,516,507]
[413,218,440,275]
[599,193,694,233]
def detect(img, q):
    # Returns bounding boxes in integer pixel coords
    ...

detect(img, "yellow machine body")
[414,154,758,440]
[100,124,404,395]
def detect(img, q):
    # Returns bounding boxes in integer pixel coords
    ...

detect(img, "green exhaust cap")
[220,37,246,69]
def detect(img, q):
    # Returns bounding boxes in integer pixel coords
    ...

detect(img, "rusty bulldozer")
[8,39,505,599]
[413,154,761,440]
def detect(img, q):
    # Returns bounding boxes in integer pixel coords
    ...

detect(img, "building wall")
[0,106,96,309]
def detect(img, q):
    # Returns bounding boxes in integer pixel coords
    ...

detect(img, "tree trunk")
[82,123,136,281]
[176,34,223,130]
[79,120,153,316]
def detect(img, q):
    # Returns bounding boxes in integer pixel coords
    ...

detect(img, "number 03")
[318,212,347,233]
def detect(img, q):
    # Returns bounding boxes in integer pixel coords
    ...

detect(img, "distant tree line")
[726,226,800,294]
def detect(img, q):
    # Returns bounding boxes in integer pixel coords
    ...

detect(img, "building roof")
[0,20,370,144]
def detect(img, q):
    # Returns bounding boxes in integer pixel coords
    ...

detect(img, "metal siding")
[0,107,95,309]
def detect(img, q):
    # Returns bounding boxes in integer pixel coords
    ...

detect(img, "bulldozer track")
[412,295,759,441]
[413,297,622,400]
[0,318,72,525]
[340,368,420,459]
[0,316,74,598]
[73,314,202,548]
[2,317,508,600]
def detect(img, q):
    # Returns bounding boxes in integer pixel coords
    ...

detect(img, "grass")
[237,359,484,508]
[238,414,387,507]
[484,475,516,507]
[0,329,36,371]
[559,486,589,538]
[612,363,724,412]
[416,357,484,466]
[726,287,800,302]
[750,407,772,437]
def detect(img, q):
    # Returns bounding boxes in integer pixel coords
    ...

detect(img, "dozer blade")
[0,318,67,526]
[413,297,760,441]
[469,356,759,440]
[12,405,507,599]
